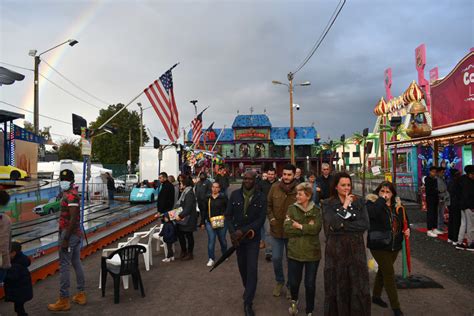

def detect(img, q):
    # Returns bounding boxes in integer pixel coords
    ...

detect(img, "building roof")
[187,128,234,142]
[232,114,272,128]
[271,127,316,140]
[0,109,25,124]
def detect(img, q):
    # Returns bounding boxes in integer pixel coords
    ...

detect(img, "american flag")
[144,67,179,142]
[191,110,204,147]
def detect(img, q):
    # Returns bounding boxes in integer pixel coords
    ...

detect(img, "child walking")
[4,242,33,316]
[160,214,177,262]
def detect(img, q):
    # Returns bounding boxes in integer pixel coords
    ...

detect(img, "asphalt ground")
[1,217,473,315]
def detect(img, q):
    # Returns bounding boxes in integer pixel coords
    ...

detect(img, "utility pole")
[138,102,143,147]
[288,72,295,165]
[33,56,40,134]
[128,129,132,163]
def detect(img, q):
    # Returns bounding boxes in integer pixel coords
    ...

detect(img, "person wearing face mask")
[322,172,370,316]
[48,169,86,311]
[366,182,410,316]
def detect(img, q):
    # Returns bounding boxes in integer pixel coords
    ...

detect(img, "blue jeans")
[205,221,228,260]
[108,190,115,204]
[270,236,288,284]
[288,258,320,313]
[59,231,85,298]
[262,218,272,256]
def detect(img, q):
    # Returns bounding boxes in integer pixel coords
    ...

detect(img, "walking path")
[1,220,473,316]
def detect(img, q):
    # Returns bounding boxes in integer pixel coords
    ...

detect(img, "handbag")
[368,230,392,249]
[208,198,225,229]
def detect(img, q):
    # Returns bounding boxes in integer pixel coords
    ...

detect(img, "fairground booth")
[376,50,473,200]
[186,114,319,176]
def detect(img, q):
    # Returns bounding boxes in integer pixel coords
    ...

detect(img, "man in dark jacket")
[425,166,439,237]
[256,167,278,261]
[105,172,115,205]
[195,173,212,227]
[215,167,230,195]
[157,172,175,214]
[225,171,266,316]
[5,241,33,316]
[455,165,474,251]
[315,163,333,204]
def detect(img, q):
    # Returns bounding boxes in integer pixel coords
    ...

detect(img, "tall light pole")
[137,102,143,147]
[272,74,310,165]
[29,39,78,134]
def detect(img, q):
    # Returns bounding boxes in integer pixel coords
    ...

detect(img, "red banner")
[431,52,474,129]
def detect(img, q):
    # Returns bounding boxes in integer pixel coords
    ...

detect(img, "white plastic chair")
[151,224,164,252]
[99,235,141,290]
[132,225,157,271]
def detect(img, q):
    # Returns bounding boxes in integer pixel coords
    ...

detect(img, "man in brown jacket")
[267,164,297,298]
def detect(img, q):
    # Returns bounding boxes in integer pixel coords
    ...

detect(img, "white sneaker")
[433,229,445,235]
[162,258,171,263]
[447,239,453,244]
[206,259,214,267]
[427,230,438,237]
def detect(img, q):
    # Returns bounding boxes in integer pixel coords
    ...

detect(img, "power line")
[41,59,111,106]
[293,0,346,74]
[38,73,102,109]
[0,61,34,72]
[0,61,102,110]
[0,100,72,125]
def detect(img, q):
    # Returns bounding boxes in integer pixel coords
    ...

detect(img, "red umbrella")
[400,206,411,276]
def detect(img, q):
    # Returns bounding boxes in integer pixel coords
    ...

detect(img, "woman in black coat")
[175,176,197,261]
[4,242,33,316]
[322,172,370,316]
[366,181,410,316]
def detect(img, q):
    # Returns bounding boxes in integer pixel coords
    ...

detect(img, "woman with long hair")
[366,181,409,316]
[322,172,370,316]
[175,175,198,261]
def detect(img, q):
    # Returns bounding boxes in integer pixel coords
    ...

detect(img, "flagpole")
[211,125,226,152]
[99,63,180,130]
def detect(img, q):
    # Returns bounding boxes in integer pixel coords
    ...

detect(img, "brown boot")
[47,297,71,311]
[178,251,187,260]
[72,291,87,305]
[182,252,194,261]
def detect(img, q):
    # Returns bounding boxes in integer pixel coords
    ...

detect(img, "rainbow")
[21,0,104,111]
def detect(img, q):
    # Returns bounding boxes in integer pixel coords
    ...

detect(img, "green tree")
[58,140,81,160]
[89,104,149,164]
[23,120,52,141]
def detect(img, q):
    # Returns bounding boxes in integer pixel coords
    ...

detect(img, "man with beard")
[267,164,297,299]
[225,171,266,316]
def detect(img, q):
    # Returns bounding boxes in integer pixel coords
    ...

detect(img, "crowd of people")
[424,165,474,251]
[153,164,413,316]
[0,162,472,316]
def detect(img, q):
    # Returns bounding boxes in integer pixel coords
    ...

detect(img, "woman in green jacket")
[284,182,322,316]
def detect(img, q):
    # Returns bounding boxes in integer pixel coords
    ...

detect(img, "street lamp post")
[272,74,310,165]
[137,102,143,147]
[30,39,78,134]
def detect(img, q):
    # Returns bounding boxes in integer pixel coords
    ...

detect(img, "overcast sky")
[0,0,472,144]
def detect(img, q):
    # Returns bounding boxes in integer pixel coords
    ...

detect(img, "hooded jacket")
[284,202,322,262]
[4,251,33,303]
[366,193,408,251]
